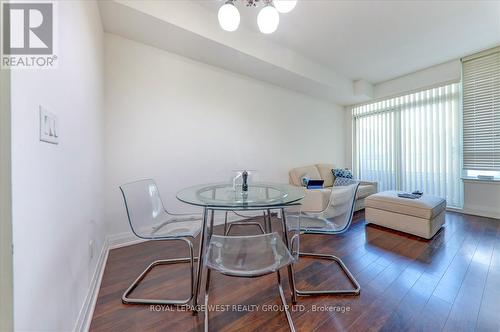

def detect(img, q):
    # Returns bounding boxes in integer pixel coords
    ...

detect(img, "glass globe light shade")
[273,0,297,14]
[218,2,240,32]
[257,5,280,34]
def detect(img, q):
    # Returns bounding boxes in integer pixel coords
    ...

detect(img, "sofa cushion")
[316,163,335,187]
[365,190,446,219]
[289,165,321,187]
[356,184,377,199]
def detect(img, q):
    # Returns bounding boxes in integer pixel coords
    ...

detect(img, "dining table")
[176,181,305,313]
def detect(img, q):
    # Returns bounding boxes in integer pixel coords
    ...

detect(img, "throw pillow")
[332,168,353,179]
[300,174,310,187]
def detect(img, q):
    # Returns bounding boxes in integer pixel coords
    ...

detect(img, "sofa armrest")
[358,180,378,193]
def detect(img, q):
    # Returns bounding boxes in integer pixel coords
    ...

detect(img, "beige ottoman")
[365,191,446,239]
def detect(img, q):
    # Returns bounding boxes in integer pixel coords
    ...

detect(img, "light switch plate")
[39,106,58,144]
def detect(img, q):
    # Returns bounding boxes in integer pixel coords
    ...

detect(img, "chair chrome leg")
[223,211,229,235]
[266,209,273,233]
[204,268,211,332]
[193,208,210,315]
[277,270,296,332]
[294,252,361,296]
[203,269,296,332]
[280,208,297,304]
[224,211,266,236]
[226,221,265,235]
[122,237,197,305]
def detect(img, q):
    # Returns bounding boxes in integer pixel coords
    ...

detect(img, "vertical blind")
[352,83,463,208]
[462,47,500,171]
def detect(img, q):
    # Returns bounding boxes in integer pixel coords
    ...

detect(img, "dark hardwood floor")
[90,211,500,332]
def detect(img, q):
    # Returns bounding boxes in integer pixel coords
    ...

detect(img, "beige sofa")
[289,164,378,213]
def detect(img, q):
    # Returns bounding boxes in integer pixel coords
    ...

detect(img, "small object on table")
[397,193,421,199]
[242,170,248,192]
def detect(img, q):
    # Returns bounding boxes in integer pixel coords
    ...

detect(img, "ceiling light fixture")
[273,0,297,13]
[257,4,279,34]
[218,1,241,32]
[217,0,297,34]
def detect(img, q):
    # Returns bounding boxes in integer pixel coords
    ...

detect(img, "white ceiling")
[200,0,500,83]
[99,0,500,105]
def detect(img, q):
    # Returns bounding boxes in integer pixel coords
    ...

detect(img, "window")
[352,83,463,208]
[462,47,500,179]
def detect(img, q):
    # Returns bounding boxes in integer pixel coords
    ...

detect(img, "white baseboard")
[73,232,147,332]
[446,206,500,220]
[74,238,109,332]
[107,231,146,249]
[462,206,500,220]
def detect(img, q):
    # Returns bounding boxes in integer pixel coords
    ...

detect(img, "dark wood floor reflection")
[90,211,500,332]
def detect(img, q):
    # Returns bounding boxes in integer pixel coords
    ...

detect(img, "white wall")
[463,180,500,220]
[10,1,104,331]
[0,60,13,332]
[373,60,461,100]
[104,34,346,236]
[346,58,500,220]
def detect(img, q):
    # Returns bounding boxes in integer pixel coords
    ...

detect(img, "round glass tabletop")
[176,182,304,209]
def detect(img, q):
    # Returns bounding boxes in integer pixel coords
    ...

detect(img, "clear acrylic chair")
[293,177,361,296]
[223,170,270,235]
[119,179,202,305]
[204,206,300,332]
